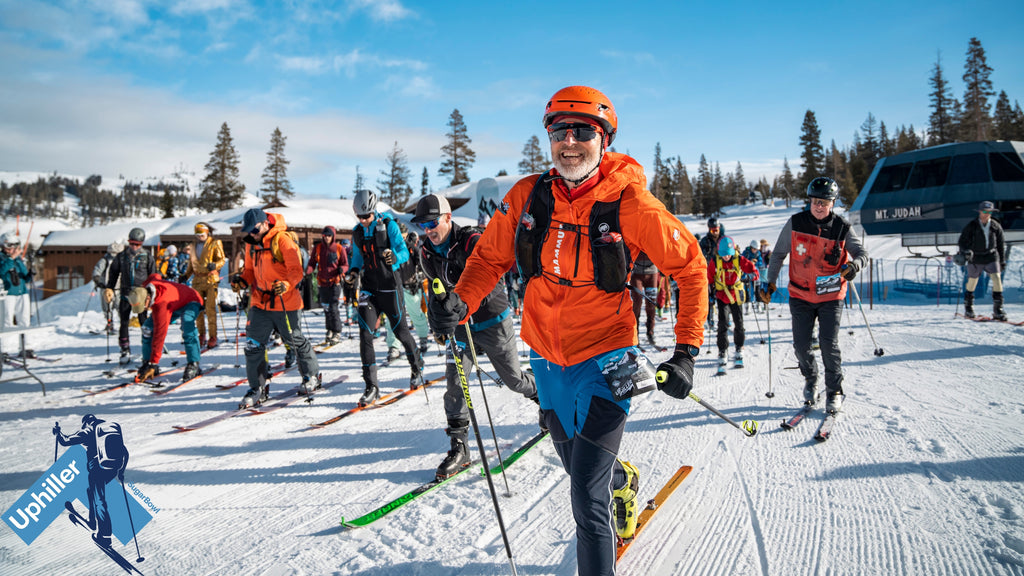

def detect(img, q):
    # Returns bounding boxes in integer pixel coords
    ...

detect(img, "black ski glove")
[381,249,396,266]
[656,344,696,400]
[964,249,974,263]
[345,269,359,285]
[206,262,217,271]
[428,291,468,336]
[841,261,859,281]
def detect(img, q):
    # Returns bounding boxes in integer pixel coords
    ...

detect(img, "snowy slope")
[1,202,1023,576]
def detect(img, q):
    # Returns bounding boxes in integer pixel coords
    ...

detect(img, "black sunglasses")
[547,122,601,143]
[356,213,373,220]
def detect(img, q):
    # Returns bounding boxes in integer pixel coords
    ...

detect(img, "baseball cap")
[240,208,268,234]
[412,194,452,224]
[978,201,996,212]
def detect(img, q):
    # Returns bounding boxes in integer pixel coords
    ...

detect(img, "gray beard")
[554,152,600,183]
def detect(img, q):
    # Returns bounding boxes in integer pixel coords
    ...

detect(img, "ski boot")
[803,377,819,405]
[733,347,744,369]
[199,336,208,349]
[646,332,657,349]
[717,351,727,366]
[119,346,132,366]
[419,336,430,355]
[358,366,379,407]
[300,372,323,396]
[435,433,470,480]
[811,334,820,350]
[964,291,976,319]
[240,384,269,408]
[387,347,401,362]
[409,353,425,389]
[284,347,296,368]
[613,459,640,540]
[182,362,201,382]
[206,337,218,350]
[328,331,342,346]
[993,291,1007,321]
[825,390,844,414]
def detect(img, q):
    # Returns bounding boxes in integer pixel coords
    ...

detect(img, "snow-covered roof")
[39,197,390,248]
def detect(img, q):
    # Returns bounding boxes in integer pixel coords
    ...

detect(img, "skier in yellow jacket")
[182,222,226,349]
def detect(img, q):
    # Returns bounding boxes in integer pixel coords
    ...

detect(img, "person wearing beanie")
[106,228,155,365]
[306,225,349,346]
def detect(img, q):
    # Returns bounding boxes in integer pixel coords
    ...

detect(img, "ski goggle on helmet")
[718,236,736,258]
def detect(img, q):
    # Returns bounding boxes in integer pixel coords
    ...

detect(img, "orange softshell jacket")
[240,213,305,311]
[456,152,707,367]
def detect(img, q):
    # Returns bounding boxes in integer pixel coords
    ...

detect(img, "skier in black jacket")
[413,194,538,480]
[957,200,1008,320]
[105,228,155,364]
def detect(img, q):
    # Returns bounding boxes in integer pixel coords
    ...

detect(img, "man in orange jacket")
[232,208,321,407]
[429,86,708,576]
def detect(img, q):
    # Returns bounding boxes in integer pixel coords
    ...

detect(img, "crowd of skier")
[4,84,1013,576]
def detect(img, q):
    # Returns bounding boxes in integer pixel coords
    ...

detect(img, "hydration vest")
[514,176,631,294]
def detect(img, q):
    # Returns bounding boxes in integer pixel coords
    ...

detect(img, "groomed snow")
[1,201,1022,576]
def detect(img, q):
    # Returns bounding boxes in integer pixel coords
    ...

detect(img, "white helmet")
[165,244,178,257]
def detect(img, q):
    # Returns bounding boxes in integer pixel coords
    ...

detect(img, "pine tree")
[517,135,549,174]
[651,143,672,208]
[496,169,508,176]
[377,141,412,209]
[1014,102,1024,140]
[711,162,725,216]
[671,158,692,214]
[733,161,747,205]
[259,127,293,204]
[961,37,995,141]
[798,110,825,194]
[352,166,366,194]
[421,167,430,196]
[160,188,175,219]
[927,53,956,145]
[695,154,711,217]
[879,121,894,158]
[439,109,476,186]
[993,91,1017,141]
[780,157,796,208]
[197,122,246,212]
[858,112,880,169]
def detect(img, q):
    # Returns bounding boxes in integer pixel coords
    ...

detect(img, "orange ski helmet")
[543,86,618,146]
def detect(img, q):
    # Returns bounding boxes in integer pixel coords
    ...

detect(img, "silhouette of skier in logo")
[53,414,129,548]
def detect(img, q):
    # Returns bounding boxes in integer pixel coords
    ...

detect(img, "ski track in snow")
[3,255,1024,572]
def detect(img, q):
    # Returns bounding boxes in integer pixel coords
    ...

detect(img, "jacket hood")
[261,213,288,248]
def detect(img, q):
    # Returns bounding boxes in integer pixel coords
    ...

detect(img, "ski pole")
[671,385,758,437]
[234,291,242,368]
[432,279,518,576]
[850,281,884,356]
[764,294,774,399]
[77,290,96,333]
[119,478,145,563]
[105,305,112,364]
[751,299,764,344]
[53,423,59,463]
[463,325,512,497]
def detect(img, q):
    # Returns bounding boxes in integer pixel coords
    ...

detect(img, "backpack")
[95,421,127,471]
[270,230,307,268]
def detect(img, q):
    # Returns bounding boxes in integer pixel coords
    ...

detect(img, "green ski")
[341,431,549,528]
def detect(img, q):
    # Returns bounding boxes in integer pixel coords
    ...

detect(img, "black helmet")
[707,217,719,229]
[807,177,839,200]
[128,227,145,243]
[353,189,377,215]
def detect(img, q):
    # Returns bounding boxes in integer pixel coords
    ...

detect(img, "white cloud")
[170,0,245,15]
[274,48,427,77]
[348,0,414,22]
[0,65,445,197]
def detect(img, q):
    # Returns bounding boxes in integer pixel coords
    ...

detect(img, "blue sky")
[1,0,1022,200]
